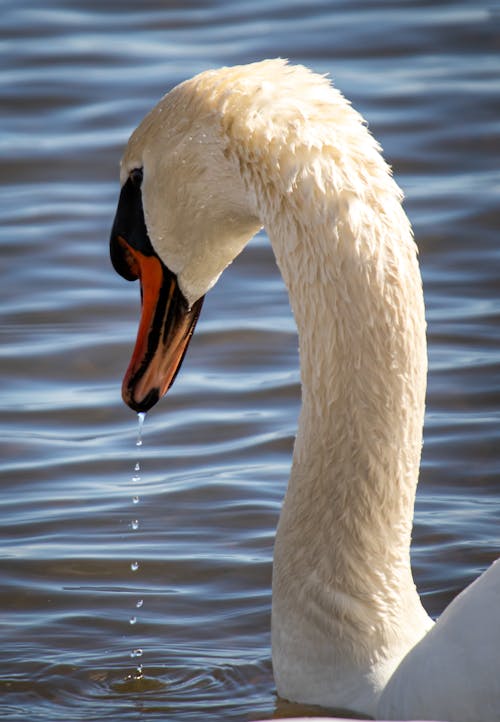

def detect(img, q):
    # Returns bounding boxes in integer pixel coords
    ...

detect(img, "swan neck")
[207,59,432,712]
[266,183,430,711]
[270,194,427,580]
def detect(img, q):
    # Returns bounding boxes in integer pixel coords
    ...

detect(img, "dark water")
[1,2,499,720]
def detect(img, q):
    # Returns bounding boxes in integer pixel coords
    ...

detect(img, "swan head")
[110,71,261,412]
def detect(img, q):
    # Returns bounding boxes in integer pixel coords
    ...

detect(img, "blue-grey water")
[1,2,499,721]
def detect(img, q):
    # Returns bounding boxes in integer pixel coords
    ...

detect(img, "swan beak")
[109,176,203,413]
[115,237,203,413]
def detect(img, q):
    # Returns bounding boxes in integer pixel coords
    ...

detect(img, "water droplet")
[126,415,146,665]
[136,412,146,447]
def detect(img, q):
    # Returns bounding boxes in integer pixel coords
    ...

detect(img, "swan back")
[378,559,500,720]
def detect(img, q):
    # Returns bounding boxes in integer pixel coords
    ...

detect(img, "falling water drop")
[125,411,147,681]
[136,411,145,447]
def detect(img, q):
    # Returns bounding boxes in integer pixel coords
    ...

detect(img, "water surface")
[1,1,499,720]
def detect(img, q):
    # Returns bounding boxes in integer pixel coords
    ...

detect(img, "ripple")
[1,0,499,720]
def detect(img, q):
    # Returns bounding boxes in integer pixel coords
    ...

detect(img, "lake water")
[1,1,499,720]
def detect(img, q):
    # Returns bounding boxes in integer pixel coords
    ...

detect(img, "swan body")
[110,60,500,720]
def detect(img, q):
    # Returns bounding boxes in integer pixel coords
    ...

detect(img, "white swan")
[110,60,500,721]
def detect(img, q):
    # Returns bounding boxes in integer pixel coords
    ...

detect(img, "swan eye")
[130,168,143,188]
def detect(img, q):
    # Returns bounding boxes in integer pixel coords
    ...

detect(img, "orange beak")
[115,237,203,412]
[110,172,203,413]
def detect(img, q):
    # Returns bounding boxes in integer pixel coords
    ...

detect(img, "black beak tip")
[123,386,160,414]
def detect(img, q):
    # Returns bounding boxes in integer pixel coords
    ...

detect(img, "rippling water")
[1,1,499,720]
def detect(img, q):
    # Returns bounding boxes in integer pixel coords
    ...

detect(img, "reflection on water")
[1,0,499,720]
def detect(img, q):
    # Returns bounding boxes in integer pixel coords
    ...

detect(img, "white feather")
[120,60,500,721]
